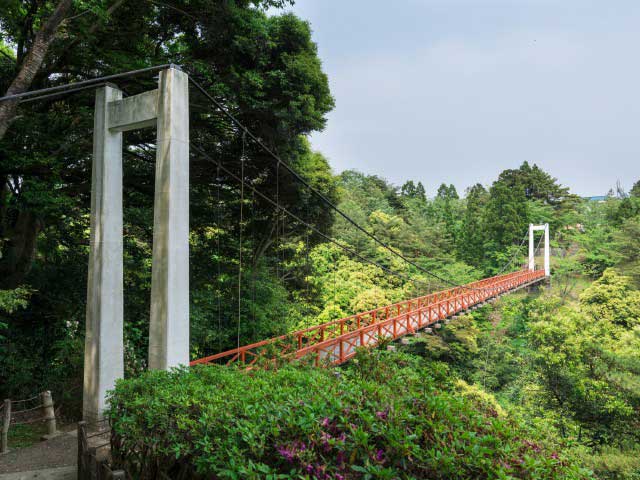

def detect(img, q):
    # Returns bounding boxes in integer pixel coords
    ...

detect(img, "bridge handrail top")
[294,270,543,358]
[191,269,540,366]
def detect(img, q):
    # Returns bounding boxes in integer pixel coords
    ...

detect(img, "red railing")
[190,269,546,368]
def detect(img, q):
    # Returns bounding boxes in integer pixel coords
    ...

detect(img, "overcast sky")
[278,0,640,197]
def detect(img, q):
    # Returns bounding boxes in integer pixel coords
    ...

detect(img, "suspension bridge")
[0,65,551,424]
[191,268,546,368]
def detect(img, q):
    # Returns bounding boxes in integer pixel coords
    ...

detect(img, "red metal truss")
[190,269,546,368]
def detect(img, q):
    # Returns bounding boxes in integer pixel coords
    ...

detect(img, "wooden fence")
[1,391,57,454]
[77,420,126,480]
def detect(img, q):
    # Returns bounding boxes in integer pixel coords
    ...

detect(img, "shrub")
[108,350,591,479]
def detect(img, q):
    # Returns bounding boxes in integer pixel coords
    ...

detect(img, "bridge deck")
[191,269,546,368]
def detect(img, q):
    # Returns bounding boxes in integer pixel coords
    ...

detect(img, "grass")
[6,422,49,449]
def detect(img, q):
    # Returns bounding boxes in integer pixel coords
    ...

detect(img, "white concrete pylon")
[84,85,125,424]
[528,223,535,271]
[528,223,551,277]
[84,67,190,423]
[148,67,190,370]
[544,222,550,277]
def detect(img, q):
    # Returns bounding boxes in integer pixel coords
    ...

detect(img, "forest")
[1,0,640,478]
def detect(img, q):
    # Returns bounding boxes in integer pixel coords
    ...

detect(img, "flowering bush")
[108,350,590,479]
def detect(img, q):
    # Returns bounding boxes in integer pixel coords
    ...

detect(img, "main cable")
[0,64,173,103]
[188,75,501,292]
[1,65,530,293]
[190,142,432,291]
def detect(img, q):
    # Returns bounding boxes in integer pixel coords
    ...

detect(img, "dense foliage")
[108,351,590,479]
[404,256,640,477]
[1,0,337,399]
[2,2,640,478]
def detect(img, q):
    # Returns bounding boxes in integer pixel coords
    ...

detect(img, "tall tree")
[1,1,329,288]
[497,161,573,208]
[436,183,458,201]
[400,180,426,202]
[484,180,528,253]
[460,183,488,266]
[0,0,74,139]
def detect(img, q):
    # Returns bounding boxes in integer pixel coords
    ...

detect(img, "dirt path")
[0,431,76,475]
[0,466,76,480]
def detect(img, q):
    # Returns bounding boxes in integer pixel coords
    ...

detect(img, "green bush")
[108,351,591,479]
[577,447,640,480]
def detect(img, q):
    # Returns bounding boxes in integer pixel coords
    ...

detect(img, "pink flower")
[375,409,389,420]
[276,445,294,463]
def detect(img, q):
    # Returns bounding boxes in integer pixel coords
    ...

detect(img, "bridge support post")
[83,67,189,423]
[83,85,125,424]
[528,223,550,277]
[528,224,535,271]
[148,67,190,370]
[544,223,550,277]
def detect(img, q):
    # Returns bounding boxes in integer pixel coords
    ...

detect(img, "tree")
[460,183,488,266]
[528,292,640,445]
[1,1,334,397]
[484,180,528,254]
[630,179,640,198]
[0,0,73,139]
[580,269,640,328]
[400,180,426,203]
[497,161,573,207]
[436,183,458,201]
[614,197,640,223]
[0,2,331,288]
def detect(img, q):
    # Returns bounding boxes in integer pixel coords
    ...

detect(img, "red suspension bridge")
[191,268,546,368]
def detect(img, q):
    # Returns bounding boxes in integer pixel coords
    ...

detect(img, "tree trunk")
[0,210,42,289]
[0,0,73,140]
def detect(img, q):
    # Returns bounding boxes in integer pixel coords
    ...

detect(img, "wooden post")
[1,399,10,454]
[41,391,57,437]
[78,421,86,479]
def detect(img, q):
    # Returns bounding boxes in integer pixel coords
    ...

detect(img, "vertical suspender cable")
[305,203,310,301]
[333,252,337,307]
[251,189,256,341]
[276,161,280,282]
[216,164,222,353]
[237,131,246,352]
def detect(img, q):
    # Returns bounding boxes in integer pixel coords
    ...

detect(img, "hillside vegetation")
[1,1,640,478]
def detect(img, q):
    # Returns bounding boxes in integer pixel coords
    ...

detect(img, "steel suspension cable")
[0,64,174,103]
[276,160,280,282]
[1,66,533,293]
[188,76,489,292]
[251,189,257,342]
[494,232,529,276]
[191,143,432,290]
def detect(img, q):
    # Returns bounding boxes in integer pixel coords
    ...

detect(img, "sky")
[275,0,640,197]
